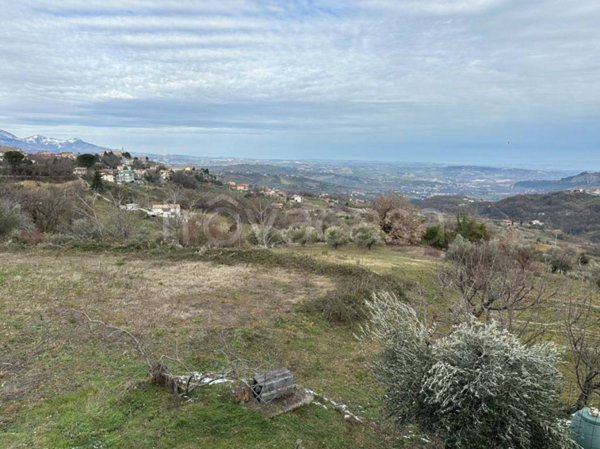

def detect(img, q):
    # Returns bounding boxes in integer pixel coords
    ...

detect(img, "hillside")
[415,191,600,242]
[1,162,599,447]
[515,171,600,191]
[211,161,572,199]
[214,165,348,194]
[478,191,600,239]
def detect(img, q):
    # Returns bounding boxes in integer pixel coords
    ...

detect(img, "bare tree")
[246,196,281,248]
[439,237,556,340]
[72,191,140,241]
[372,192,424,245]
[165,185,182,205]
[564,296,600,411]
[72,192,106,239]
[16,183,82,232]
[103,191,139,240]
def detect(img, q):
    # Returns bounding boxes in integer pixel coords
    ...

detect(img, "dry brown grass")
[0,250,337,415]
[0,252,334,331]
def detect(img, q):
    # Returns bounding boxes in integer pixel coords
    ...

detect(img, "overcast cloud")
[1,0,599,166]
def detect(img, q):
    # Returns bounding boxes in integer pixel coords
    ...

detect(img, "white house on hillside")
[73,167,88,176]
[116,167,135,184]
[100,169,115,183]
[151,204,181,218]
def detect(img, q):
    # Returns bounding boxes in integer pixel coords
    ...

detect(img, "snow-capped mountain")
[0,129,110,153]
[0,129,18,140]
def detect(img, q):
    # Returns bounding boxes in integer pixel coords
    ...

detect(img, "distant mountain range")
[0,129,110,153]
[514,171,600,191]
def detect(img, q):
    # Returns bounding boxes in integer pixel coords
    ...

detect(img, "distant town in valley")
[2,129,597,202]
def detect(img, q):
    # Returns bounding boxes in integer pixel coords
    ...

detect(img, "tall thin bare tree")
[564,296,600,410]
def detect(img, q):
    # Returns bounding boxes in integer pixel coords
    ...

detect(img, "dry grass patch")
[0,251,335,417]
[0,252,334,332]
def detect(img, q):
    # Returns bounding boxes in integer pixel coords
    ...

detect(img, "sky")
[1,0,599,168]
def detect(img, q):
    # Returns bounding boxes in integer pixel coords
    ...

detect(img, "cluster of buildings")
[225,180,305,203]
[572,188,600,196]
[226,181,250,192]
[262,187,302,204]
[37,151,76,159]
[72,164,174,185]
[319,193,339,205]
[225,181,305,206]
[118,202,182,219]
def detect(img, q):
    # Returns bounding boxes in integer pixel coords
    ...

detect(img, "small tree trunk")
[574,375,597,411]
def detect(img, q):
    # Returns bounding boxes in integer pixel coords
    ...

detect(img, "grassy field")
[0,248,404,449]
[1,243,598,448]
[275,245,441,294]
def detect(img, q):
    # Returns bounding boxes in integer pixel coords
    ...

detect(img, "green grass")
[274,245,441,298]
[1,241,597,448]
[2,381,380,449]
[0,248,398,449]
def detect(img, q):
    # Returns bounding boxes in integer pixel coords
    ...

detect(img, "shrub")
[512,244,537,271]
[352,225,383,249]
[550,253,573,274]
[325,226,350,249]
[422,224,455,249]
[579,253,590,265]
[17,184,81,233]
[178,213,242,248]
[0,200,22,239]
[306,271,405,325]
[314,283,369,324]
[455,214,490,243]
[70,217,103,241]
[366,294,576,449]
[246,225,284,248]
[287,226,320,245]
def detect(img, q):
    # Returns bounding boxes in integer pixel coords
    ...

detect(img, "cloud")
[1,0,599,162]
[359,0,508,15]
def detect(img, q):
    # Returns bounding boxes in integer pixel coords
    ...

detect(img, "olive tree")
[287,226,320,245]
[325,226,350,249]
[352,225,383,250]
[365,292,576,449]
[0,200,22,239]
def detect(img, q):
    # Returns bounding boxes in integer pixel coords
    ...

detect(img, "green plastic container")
[571,408,600,449]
